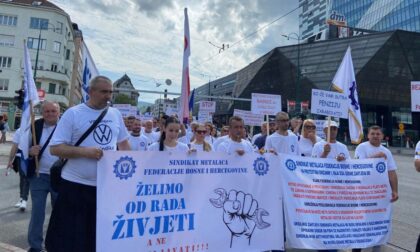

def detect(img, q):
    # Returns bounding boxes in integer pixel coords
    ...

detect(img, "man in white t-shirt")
[312,120,350,161]
[128,119,151,151]
[45,76,130,252]
[415,140,420,172]
[26,101,60,252]
[142,120,160,143]
[265,112,299,155]
[355,125,398,201]
[352,125,398,252]
[216,116,253,155]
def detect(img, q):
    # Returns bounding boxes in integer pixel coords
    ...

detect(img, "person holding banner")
[216,116,253,155]
[312,121,350,161]
[189,124,213,152]
[265,112,299,155]
[352,125,399,252]
[299,119,322,157]
[415,140,420,172]
[45,76,131,252]
[354,125,398,202]
[128,119,151,151]
[148,116,189,152]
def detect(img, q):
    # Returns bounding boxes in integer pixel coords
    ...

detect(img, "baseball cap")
[323,120,339,128]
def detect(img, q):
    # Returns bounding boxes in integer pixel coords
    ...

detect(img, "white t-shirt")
[354,142,397,171]
[38,124,59,174]
[50,104,129,186]
[12,128,21,144]
[252,133,262,144]
[148,142,189,152]
[216,138,254,154]
[128,134,150,151]
[299,136,322,157]
[415,141,420,160]
[312,140,350,160]
[142,131,160,143]
[213,135,229,150]
[189,142,214,152]
[265,131,299,155]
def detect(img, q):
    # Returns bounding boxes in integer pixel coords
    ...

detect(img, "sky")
[51,0,300,104]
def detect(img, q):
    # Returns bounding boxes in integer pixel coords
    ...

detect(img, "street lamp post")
[282,33,301,114]
[33,22,56,81]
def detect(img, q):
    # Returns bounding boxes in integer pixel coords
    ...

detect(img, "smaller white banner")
[129,106,138,116]
[411,81,420,112]
[311,89,348,119]
[251,93,282,115]
[233,109,264,126]
[165,107,178,116]
[199,101,216,113]
[197,111,212,123]
[314,120,326,139]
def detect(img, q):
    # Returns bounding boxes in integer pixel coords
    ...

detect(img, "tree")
[114,94,137,106]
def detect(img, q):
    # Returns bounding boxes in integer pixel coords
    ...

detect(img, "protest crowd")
[5,75,420,252]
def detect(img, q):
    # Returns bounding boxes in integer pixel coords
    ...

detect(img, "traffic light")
[14,89,24,110]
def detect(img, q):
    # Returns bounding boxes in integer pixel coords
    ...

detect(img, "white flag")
[81,42,99,102]
[179,8,191,123]
[18,42,40,163]
[332,46,363,144]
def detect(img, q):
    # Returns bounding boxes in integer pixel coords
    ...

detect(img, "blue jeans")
[28,173,58,250]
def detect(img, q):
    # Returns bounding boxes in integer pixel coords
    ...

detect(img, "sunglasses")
[196,130,207,134]
[304,125,316,130]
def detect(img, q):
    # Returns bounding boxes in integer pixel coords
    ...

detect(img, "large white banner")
[97,152,284,252]
[311,89,348,119]
[280,155,392,250]
[251,93,282,115]
[411,81,420,112]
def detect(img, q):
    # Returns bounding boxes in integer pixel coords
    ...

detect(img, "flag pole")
[29,100,39,176]
[327,116,331,143]
[24,39,39,176]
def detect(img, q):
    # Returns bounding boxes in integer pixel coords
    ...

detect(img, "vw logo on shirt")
[93,124,113,145]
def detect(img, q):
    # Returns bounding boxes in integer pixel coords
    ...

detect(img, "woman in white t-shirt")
[299,119,322,157]
[148,116,189,152]
[189,124,213,152]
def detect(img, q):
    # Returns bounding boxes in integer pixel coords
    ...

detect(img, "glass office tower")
[331,0,420,32]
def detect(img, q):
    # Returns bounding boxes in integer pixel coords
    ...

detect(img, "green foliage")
[114,94,136,106]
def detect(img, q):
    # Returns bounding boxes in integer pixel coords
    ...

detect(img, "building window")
[56,21,63,34]
[48,83,56,94]
[35,82,41,89]
[51,63,58,72]
[0,56,12,68]
[0,15,17,26]
[0,79,9,91]
[65,49,70,60]
[53,41,61,53]
[61,87,66,96]
[0,34,14,47]
[27,37,46,50]
[30,17,48,30]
